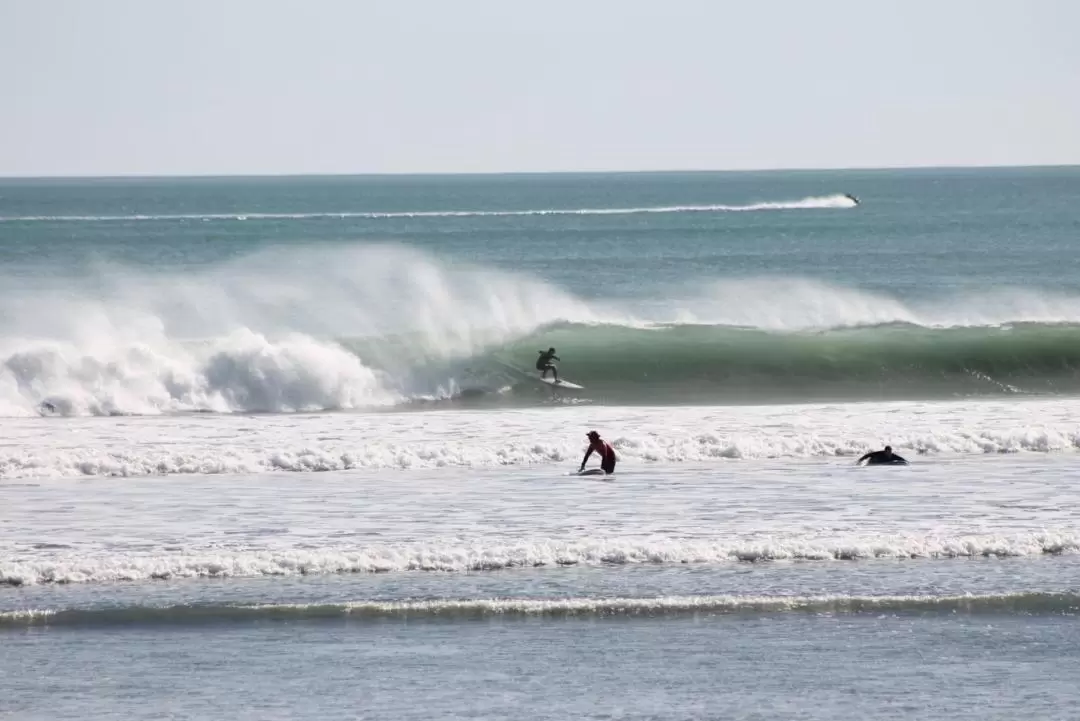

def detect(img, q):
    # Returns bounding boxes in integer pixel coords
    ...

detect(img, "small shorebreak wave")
[3,592,1078,628]
[3,532,1077,586]
[4,413,1080,478]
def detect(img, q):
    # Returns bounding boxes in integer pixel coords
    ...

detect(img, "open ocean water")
[2,167,1080,719]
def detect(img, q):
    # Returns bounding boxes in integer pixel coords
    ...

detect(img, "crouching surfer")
[580,430,617,475]
[856,445,908,466]
[536,347,560,381]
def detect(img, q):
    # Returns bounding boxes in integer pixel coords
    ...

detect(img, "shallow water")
[4,455,1080,718]
[5,613,1080,721]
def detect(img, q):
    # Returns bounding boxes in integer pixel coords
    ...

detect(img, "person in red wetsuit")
[580,430,617,475]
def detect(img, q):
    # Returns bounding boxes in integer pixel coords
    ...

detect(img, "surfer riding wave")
[536,347,560,381]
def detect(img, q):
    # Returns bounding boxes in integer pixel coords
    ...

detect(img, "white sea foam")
[229,591,1080,616]
[670,278,1080,330]
[3,532,1076,586]
[0,245,619,416]
[2,330,397,416]
[1,423,1079,479]
[0,195,856,223]
[4,412,1078,603]
[3,399,1080,479]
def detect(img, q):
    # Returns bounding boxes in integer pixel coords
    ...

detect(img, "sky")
[2,0,1079,176]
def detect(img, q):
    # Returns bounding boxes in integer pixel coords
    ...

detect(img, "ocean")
[2,167,1079,719]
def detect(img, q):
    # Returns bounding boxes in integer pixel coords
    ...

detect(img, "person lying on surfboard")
[856,445,908,466]
[580,430,617,475]
[536,347,560,381]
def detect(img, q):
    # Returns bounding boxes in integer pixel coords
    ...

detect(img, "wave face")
[476,321,1080,403]
[4,591,1078,628]
[4,244,1080,416]
[0,194,856,223]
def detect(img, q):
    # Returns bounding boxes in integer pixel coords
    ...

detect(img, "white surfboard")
[539,377,584,390]
[493,360,584,390]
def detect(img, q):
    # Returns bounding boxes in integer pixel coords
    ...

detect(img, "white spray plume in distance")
[130,243,615,347]
[664,278,1080,330]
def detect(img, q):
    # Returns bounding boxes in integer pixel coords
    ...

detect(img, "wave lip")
[4,533,1077,586]
[4,591,1078,628]
[0,194,856,223]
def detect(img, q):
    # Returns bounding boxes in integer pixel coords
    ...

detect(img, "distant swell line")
[4,592,1078,627]
[0,195,855,223]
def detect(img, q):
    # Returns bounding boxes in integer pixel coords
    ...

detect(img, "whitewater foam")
[3,532,1076,587]
[0,195,856,223]
[0,245,622,416]
[1,330,398,416]
[4,398,1080,478]
[670,278,1080,330]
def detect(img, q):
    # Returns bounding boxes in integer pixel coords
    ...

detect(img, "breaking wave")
[475,320,1080,403]
[4,244,1080,416]
[3,532,1077,586]
[4,414,1080,478]
[0,244,610,416]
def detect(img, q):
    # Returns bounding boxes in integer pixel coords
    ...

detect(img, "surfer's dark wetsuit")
[536,348,560,380]
[581,431,617,474]
[857,446,908,466]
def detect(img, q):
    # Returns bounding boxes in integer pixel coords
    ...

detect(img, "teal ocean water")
[3,167,1080,414]
[2,168,1080,719]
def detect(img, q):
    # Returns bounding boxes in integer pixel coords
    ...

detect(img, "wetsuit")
[582,439,617,474]
[857,449,908,466]
[536,350,559,377]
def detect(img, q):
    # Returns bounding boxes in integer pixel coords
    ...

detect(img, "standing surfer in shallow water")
[856,446,908,465]
[536,347,560,381]
[580,430,617,475]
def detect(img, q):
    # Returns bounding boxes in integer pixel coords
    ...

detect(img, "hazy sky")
[3,0,1079,176]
